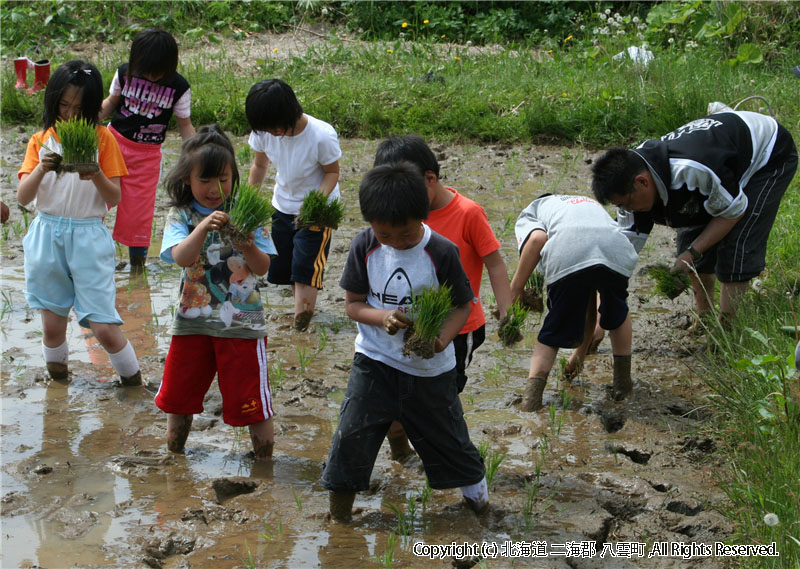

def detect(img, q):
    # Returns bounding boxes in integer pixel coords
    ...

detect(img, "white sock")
[107,341,140,377]
[42,340,69,365]
[461,476,488,504]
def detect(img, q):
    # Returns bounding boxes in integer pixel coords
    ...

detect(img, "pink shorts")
[155,335,275,426]
[110,125,162,247]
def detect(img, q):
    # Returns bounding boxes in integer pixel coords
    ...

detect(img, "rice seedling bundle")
[57,117,99,174]
[295,190,344,230]
[521,271,545,312]
[223,182,274,243]
[646,263,691,300]
[499,299,527,346]
[402,285,453,359]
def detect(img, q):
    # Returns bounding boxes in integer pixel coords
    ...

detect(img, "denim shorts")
[538,265,629,349]
[320,353,485,493]
[267,210,332,289]
[23,213,122,327]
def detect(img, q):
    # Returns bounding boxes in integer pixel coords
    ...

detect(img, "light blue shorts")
[23,212,123,327]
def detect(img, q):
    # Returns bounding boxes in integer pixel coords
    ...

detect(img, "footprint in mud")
[211,477,260,503]
[584,403,627,433]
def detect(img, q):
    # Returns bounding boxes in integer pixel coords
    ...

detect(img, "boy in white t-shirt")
[511,194,638,411]
[246,79,342,331]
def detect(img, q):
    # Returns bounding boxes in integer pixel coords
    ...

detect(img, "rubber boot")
[520,377,546,412]
[329,491,356,523]
[27,59,50,94]
[14,57,32,90]
[612,355,632,401]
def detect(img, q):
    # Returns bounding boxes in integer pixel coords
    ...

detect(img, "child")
[17,60,141,385]
[100,28,196,271]
[373,134,512,461]
[320,162,488,522]
[245,79,341,331]
[510,194,638,411]
[155,125,277,460]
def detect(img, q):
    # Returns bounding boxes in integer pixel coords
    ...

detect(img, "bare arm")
[672,214,743,274]
[509,229,548,301]
[86,171,122,207]
[345,290,403,328]
[318,160,340,197]
[17,153,62,205]
[248,151,270,188]
[483,249,512,320]
[176,116,196,141]
[99,94,120,122]
[170,211,229,267]
[435,302,471,352]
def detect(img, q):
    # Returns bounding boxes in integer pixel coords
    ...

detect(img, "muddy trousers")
[320,353,485,493]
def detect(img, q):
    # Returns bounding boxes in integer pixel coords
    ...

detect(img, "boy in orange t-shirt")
[374,134,512,460]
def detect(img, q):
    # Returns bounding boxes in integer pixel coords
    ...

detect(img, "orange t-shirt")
[426,188,501,333]
[19,125,127,218]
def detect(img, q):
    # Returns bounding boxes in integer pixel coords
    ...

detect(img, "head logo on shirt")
[371,267,414,308]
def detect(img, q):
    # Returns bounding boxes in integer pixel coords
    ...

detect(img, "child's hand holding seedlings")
[234,231,271,277]
[200,211,230,234]
[383,310,410,335]
[40,152,63,173]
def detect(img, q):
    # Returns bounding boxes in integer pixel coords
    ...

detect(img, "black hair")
[373,134,440,177]
[42,60,103,130]
[245,79,304,134]
[591,147,647,204]
[359,162,429,225]
[164,124,240,208]
[127,29,179,81]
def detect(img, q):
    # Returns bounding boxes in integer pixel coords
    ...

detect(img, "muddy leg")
[329,491,356,523]
[690,272,716,326]
[608,314,633,400]
[248,418,275,461]
[387,420,414,462]
[720,281,749,325]
[167,414,193,454]
[293,283,318,331]
[566,291,597,380]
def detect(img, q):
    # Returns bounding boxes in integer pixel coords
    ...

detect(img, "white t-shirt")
[515,195,639,286]
[248,114,342,215]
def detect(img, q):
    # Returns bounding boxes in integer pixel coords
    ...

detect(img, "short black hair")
[42,60,103,130]
[245,79,304,133]
[164,124,240,208]
[359,162,429,225]
[373,134,440,177]
[128,29,179,81]
[591,147,647,204]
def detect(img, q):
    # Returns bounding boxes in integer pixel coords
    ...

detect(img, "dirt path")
[0,122,736,568]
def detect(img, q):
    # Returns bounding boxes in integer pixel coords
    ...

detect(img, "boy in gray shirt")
[510,194,638,411]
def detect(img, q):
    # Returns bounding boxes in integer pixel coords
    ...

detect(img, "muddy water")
[1,130,732,569]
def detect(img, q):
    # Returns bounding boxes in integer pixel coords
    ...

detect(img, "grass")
[295,191,344,230]
[477,440,506,490]
[646,263,692,300]
[225,182,274,236]
[409,285,452,342]
[56,117,97,165]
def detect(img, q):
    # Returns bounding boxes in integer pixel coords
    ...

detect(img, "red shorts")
[155,335,275,426]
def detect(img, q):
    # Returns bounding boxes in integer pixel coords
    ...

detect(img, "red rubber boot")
[14,57,32,89]
[27,59,50,94]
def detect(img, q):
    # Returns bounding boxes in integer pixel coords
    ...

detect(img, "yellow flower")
[564,34,573,42]
[546,49,553,54]
[562,92,568,97]
[387,49,393,53]
[272,48,278,53]
[423,19,429,24]
[402,22,408,28]
[441,34,446,38]
[454,56,460,60]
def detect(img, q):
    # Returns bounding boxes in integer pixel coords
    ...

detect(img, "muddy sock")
[612,355,632,401]
[521,377,546,412]
[108,341,140,379]
[43,340,69,380]
[461,477,489,514]
[329,491,356,523]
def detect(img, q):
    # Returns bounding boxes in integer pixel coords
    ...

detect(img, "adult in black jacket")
[592,110,797,321]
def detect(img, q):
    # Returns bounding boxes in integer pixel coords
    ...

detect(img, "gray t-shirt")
[515,195,638,285]
[340,223,473,377]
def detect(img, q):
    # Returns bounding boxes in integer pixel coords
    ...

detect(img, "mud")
[2,38,733,568]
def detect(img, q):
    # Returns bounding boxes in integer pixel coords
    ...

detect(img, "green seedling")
[316,327,328,353]
[296,346,312,374]
[375,532,397,569]
[384,501,412,537]
[477,440,507,489]
[224,182,275,242]
[260,518,283,541]
[519,271,545,312]
[498,299,527,346]
[241,539,257,569]
[418,480,433,513]
[291,485,303,510]
[57,117,99,174]
[646,263,691,300]
[271,360,285,390]
[402,285,453,359]
[295,190,344,230]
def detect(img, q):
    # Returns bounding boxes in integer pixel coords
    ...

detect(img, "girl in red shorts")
[155,125,277,460]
